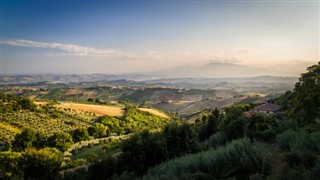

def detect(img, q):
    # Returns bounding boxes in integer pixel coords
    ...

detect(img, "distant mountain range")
[1,62,304,87]
[1,72,298,92]
[154,62,296,77]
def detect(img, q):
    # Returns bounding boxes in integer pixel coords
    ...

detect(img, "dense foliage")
[0,93,37,113]
[0,147,63,179]
[89,122,198,178]
[20,148,63,179]
[92,107,169,137]
[292,62,320,124]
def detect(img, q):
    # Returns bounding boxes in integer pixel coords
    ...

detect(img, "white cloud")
[1,39,165,60]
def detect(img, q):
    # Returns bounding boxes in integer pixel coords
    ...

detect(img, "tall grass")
[146,138,273,179]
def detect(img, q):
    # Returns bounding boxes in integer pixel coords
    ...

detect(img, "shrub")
[0,151,22,179]
[276,131,320,153]
[72,129,90,142]
[48,132,74,152]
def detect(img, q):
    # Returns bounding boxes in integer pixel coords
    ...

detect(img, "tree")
[119,130,168,174]
[199,108,222,141]
[87,98,95,102]
[33,131,48,148]
[163,123,199,158]
[0,140,11,151]
[207,108,220,135]
[20,147,63,180]
[72,128,90,142]
[18,98,37,111]
[12,129,48,151]
[218,106,247,141]
[88,123,108,138]
[12,128,37,151]
[276,90,294,111]
[49,132,74,152]
[292,62,320,124]
[97,115,122,135]
[88,156,118,179]
[0,152,22,179]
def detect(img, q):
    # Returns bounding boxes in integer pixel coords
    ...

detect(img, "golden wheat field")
[55,103,124,116]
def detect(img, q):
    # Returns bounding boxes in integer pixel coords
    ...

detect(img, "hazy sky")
[0,0,319,75]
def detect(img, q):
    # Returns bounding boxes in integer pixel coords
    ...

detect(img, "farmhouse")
[253,103,280,114]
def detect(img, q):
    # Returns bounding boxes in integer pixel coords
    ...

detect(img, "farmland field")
[35,101,170,118]
[56,102,124,116]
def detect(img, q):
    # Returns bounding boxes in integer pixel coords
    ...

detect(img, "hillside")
[1,84,284,117]
[0,93,170,146]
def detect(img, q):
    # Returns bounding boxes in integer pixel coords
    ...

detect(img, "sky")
[0,0,319,75]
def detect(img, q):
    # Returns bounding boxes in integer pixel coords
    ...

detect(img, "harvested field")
[139,108,169,118]
[56,103,124,116]
[34,101,48,105]
[65,88,84,95]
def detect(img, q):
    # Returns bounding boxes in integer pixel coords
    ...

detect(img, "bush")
[72,129,90,142]
[88,156,118,179]
[276,131,320,153]
[0,151,22,179]
[63,158,87,169]
[48,132,74,152]
[204,132,225,149]
[20,147,63,179]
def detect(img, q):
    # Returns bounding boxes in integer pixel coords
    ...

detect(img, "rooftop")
[254,103,280,112]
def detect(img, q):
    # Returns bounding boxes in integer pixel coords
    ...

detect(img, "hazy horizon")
[0,0,319,76]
